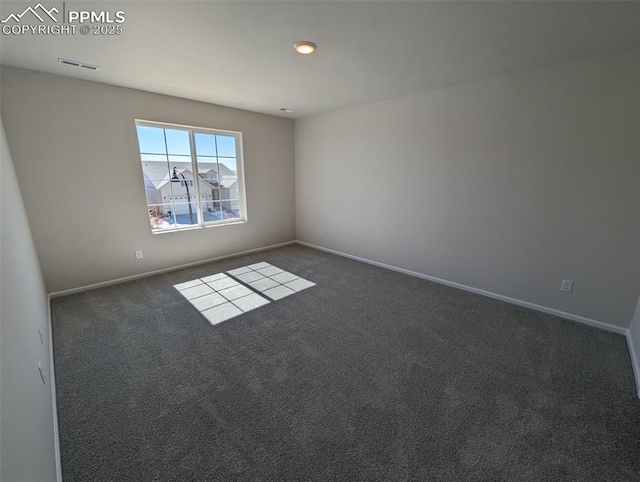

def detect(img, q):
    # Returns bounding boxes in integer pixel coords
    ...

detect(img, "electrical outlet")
[135,250,143,260]
[560,279,573,293]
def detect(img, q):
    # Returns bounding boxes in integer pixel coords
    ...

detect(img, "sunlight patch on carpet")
[174,263,315,325]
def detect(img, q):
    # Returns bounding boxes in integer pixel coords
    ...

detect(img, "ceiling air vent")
[58,58,101,71]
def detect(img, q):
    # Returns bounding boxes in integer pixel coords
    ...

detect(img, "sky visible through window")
[136,125,238,172]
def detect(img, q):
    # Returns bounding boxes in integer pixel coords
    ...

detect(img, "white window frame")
[135,119,248,233]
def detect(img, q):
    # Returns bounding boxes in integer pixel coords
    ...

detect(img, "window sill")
[151,219,247,234]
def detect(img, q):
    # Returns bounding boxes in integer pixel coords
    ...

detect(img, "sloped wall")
[0,115,58,481]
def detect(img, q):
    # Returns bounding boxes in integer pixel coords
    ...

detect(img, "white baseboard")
[48,241,296,298]
[47,296,63,482]
[296,240,627,336]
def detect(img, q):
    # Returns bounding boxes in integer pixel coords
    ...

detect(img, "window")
[134,120,246,232]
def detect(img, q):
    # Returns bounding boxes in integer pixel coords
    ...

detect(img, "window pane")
[141,154,168,162]
[218,162,239,205]
[218,157,237,172]
[223,199,241,220]
[148,204,175,230]
[135,121,245,232]
[197,156,218,165]
[216,135,236,157]
[167,154,191,164]
[169,167,193,185]
[203,202,223,223]
[142,163,171,214]
[170,202,198,226]
[194,133,216,156]
[201,200,224,223]
[164,129,191,155]
[136,126,166,154]
[142,162,171,180]
[198,157,220,200]
[197,158,219,186]
[216,152,238,214]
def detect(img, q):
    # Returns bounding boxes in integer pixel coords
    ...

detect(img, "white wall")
[295,50,639,328]
[0,116,58,481]
[0,66,295,293]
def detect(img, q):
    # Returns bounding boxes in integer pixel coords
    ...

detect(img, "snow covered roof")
[142,161,237,191]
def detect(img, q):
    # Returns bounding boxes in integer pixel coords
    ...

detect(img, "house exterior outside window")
[135,120,247,232]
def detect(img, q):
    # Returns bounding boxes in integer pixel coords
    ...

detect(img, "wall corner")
[626,297,640,398]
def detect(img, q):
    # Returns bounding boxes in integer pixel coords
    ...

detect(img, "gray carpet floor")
[51,245,640,481]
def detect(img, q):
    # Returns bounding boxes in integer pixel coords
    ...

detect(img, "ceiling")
[1,1,638,118]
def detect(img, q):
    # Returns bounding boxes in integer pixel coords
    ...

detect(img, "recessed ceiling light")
[293,41,317,55]
[277,108,295,113]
